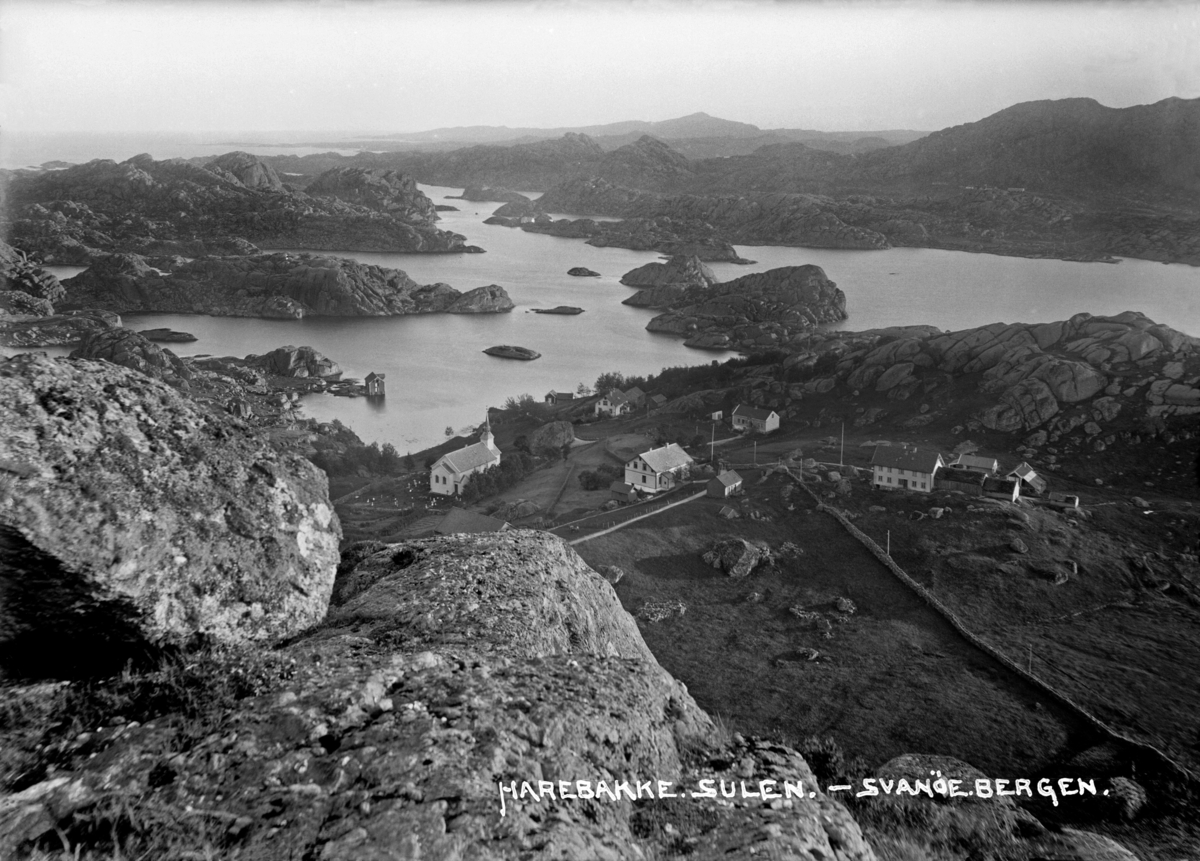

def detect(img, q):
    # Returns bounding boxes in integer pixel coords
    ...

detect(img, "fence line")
[793,475,1199,790]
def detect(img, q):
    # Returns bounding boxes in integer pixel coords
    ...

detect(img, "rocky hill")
[637,264,848,351]
[2,153,474,263]
[60,251,515,319]
[695,310,1198,474]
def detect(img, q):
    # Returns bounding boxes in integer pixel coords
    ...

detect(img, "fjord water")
[42,184,1200,451]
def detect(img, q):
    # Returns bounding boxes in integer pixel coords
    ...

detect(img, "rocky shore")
[3,153,479,263]
[60,252,515,319]
[631,263,848,352]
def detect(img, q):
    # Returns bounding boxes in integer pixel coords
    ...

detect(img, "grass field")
[572,471,1092,778]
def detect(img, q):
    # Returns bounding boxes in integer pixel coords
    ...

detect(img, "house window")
[641,476,646,484]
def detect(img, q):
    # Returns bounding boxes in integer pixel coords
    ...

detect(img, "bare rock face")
[69,326,193,387]
[0,530,876,859]
[305,167,438,223]
[62,252,514,319]
[528,419,576,452]
[244,344,342,379]
[206,151,285,192]
[619,254,719,289]
[0,354,341,663]
[645,265,847,352]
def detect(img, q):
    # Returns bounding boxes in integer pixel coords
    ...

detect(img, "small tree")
[595,371,625,394]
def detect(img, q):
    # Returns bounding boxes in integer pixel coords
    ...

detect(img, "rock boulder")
[0,354,341,665]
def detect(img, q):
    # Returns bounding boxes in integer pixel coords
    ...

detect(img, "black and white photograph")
[1,0,1198,858]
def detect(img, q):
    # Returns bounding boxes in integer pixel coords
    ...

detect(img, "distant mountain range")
[369,111,928,146]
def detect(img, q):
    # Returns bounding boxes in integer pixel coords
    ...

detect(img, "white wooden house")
[430,422,501,496]
[870,445,944,493]
[625,443,694,494]
[732,404,780,433]
[595,389,632,418]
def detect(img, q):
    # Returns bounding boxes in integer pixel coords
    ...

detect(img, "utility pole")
[840,422,845,467]
[710,423,715,465]
[754,440,757,467]
[886,530,890,556]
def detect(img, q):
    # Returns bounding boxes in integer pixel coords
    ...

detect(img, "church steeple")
[482,408,497,452]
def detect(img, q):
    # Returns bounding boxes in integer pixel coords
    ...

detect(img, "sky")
[0,0,1197,136]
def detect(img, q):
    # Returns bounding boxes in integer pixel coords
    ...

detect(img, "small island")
[139,328,198,343]
[567,267,600,277]
[483,345,541,360]
[531,306,585,315]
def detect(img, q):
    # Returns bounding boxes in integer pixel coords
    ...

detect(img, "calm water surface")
[26,183,1200,450]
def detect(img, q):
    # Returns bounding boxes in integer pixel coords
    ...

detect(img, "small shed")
[545,390,576,404]
[610,481,638,503]
[649,394,668,410]
[710,410,723,421]
[707,470,744,498]
[365,372,386,397]
[718,505,740,519]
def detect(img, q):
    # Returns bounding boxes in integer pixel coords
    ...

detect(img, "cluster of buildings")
[868,444,1067,505]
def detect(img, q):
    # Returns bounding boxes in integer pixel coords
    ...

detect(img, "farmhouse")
[429,421,501,496]
[365,372,386,397]
[732,404,780,434]
[544,390,576,404]
[595,389,632,418]
[707,470,743,498]
[625,443,694,494]
[870,445,944,493]
[949,453,998,474]
[1007,462,1048,496]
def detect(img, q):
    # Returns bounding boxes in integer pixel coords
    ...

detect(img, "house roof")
[435,508,508,535]
[365,372,385,382]
[650,394,668,405]
[635,443,694,474]
[547,390,575,400]
[733,404,778,421]
[952,454,999,472]
[610,481,635,493]
[435,440,500,474]
[711,470,743,487]
[1008,462,1037,479]
[604,390,630,407]
[982,476,1020,495]
[937,466,986,486]
[625,387,645,399]
[870,445,943,475]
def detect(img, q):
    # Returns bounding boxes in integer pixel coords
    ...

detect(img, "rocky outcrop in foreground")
[0,526,877,860]
[5,152,476,262]
[0,354,341,666]
[640,264,848,351]
[61,252,515,319]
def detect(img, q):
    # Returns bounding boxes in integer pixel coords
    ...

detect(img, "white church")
[429,415,501,496]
